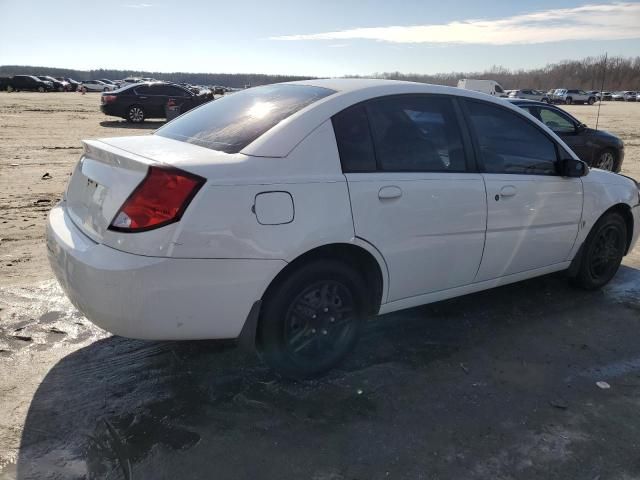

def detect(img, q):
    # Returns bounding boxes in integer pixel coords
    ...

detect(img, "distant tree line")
[357,55,640,91]
[1,55,639,90]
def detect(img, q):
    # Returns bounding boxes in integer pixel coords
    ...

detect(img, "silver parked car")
[508,89,551,103]
[552,89,598,105]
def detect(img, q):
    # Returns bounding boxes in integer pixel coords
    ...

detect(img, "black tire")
[588,97,596,105]
[127,105,145,123]
[571,212,627,290]
[565,97,573,105]
[103,87,109,92]
[57,86,64,92]
[38,86,45,93]
[7,85,14,93]
[541,97,550,103]
[258,260,367,379]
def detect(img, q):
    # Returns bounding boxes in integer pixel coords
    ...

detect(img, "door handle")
[496,185,517,200]
[139,96,148,99]
[378,185,403,200]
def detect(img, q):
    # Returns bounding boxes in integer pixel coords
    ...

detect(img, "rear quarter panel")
[171,120,356,261]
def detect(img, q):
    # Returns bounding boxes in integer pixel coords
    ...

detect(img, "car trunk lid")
[65,139,155,243]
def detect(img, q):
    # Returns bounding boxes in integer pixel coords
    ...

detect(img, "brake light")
[109,166,205,232]
[102,95,117,104]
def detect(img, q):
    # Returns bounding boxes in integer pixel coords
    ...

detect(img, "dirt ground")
[0,93,640,479]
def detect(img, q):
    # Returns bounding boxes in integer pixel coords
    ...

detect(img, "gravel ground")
[1,93,639,479]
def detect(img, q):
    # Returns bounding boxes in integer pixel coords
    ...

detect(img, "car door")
[161,85,195,112]
[528,106,593,164]
[333,95,487,302]
[132,85,156,114]
[462,99,583,281]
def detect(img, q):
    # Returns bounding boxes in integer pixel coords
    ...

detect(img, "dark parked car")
[100,82,210,123]
[56,77,80,91]
[0,77,10,91]
[6,75,54,92]
[37,76,67,92]
[510,99,624,172]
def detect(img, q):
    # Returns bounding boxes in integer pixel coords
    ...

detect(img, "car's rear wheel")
[57,86,64,92]
[258,260,367,379]
[7,85,14,93]
[594,149,616,171]
[127,105,145,123]
[588,97,596,105]
[103,87,109,92]
[38,86,45,93]
[565,97,573,105]
[571,212,627,290]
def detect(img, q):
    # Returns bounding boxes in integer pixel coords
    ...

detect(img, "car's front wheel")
[588,96,596,105]
[127,105,145,123]
[565,97,573,105]
[258,260,367,379]
[7,85,14,92]
[594,149,617,171]
[38,86,45,93]
[571,212,627,290]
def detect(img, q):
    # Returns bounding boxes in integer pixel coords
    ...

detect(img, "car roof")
[240,78,575,158]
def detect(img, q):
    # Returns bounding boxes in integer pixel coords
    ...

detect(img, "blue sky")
[0,0,638,76]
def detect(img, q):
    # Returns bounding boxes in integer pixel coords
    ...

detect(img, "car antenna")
[595,52,607,132]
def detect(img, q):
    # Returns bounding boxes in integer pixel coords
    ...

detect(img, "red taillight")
[109,166,205,232]
[102,95,117,104]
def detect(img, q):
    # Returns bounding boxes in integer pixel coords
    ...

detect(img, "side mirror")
[560,158,588,177]
[576,123,587,132]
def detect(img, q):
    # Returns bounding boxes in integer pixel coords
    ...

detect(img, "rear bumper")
[46,203,285,340]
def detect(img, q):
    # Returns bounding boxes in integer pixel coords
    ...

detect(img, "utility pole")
[595,53,607,131]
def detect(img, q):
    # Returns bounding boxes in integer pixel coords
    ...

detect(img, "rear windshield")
[155,84,335,154]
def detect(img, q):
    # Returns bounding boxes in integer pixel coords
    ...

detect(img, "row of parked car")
[506,88,639,104]
[0,74,231,95]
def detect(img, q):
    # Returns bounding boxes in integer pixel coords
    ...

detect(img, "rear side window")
[156,84,335,154]
[367,95,466,172]
[332,105,376,172]
[466,101,558,175]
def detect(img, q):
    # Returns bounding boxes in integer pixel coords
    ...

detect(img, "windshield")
[156,84,335,154]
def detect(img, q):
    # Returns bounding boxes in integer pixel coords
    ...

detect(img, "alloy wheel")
[596,151,615,171]
[283,280,357,364]
[588,225,624,281]
[128,107,144,123]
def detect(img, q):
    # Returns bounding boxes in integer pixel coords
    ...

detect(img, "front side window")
[366,95,466,172]
[156,84,335,154]
[538,108,576,133]
[466,101,558,175]
[495,85,504,93]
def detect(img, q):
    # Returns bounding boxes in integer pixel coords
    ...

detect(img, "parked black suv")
[100,82,211,123]
[6,75,54,92]
[510,99,625,172]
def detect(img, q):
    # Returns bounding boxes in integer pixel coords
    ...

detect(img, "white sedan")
[80,80,116,92]
[47,79,640,378]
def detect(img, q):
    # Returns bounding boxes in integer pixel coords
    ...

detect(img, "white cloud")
[124,3,154,8]
[270,2,640,45]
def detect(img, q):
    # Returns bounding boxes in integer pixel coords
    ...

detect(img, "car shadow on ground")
[99,120,165,130]
[14,265,640,479]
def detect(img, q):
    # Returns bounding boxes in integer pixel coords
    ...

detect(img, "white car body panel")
[476,175,583,281]
[46,79,640,340]
[346,172,486,302]
[47,204,285,340]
